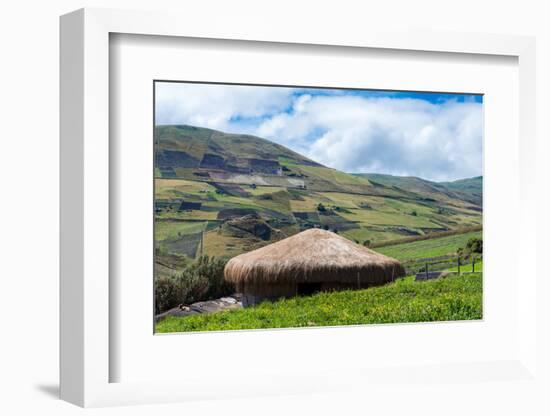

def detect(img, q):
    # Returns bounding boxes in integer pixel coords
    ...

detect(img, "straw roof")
[224,228,405,286]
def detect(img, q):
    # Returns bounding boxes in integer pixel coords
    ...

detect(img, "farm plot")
[163,232,202,258]
[155,221,208,241]
[289,193,331,212]
[341,227,409,245]
[318,212,359,232]
[340,208,441,229]
[375,230,482,261]
[155,178,215,199]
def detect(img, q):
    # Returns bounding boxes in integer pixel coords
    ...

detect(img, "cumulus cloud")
[155,82,293,132]
[155,82,483,182]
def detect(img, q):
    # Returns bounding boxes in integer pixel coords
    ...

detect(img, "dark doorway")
[297,282,323,296]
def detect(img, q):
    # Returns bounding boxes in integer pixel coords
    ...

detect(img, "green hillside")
[356,173,482,206]
[154,125,483,277]
[440,176,482,201]
[376,230,483,261]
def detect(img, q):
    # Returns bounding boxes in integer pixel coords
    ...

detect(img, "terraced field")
[154,125,483,276]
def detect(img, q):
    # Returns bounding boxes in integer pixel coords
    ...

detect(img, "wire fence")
[402,254,483,280]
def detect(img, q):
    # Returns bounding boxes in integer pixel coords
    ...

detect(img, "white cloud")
[155,83,293,132]
[255,95,482,182]
[156,83,483,182]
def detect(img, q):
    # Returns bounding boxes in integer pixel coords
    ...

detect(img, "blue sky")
[155,82,483,182]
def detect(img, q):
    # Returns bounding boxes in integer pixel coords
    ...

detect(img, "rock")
[155,293,245,322]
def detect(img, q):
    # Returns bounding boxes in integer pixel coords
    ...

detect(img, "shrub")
[155,276,182,314]
[466,237,483,254]
[154,256,234,314]
[193,255,234,300]
[410,210,418,216]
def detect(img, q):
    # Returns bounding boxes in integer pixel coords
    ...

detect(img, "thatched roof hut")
[224,228,405,306]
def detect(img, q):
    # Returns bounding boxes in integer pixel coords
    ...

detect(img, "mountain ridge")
[354,173,482,206]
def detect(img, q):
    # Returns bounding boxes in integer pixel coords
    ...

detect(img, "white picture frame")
[60,7,539,408]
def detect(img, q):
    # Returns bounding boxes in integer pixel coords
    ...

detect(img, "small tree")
[466,237,483,254]
[317,203,326,212]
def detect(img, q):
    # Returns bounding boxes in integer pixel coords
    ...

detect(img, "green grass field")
[447,260,483,272]
[156,273,482,333]
[375,230,482,261]
[155,221,207,240]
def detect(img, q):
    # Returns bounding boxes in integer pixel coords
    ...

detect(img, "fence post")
[425,262,429,280]
[457,257,461,275]
[472,257,475,273]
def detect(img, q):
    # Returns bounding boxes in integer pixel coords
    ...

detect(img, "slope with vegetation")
[155,125,483,279]
[375,230,482,261]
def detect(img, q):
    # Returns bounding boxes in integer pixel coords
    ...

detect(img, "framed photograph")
[60,8,539,409]
[152,80,484,334]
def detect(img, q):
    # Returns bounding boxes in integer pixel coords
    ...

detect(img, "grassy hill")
[154,125,483,278]
[440,176,482,203]
[375,229,482,261]
[356,173,482,206]
[156,273,482,332]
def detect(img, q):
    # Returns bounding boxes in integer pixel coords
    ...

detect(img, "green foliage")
[317,202,327,212]
[156,274,482,332]
[410,210,418,216]
[466,237,483,254]
[457,237,483,261]
[154,256,233,314]
[154,277,183,314]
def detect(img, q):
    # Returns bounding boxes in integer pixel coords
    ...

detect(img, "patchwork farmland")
[154,125,483,280]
